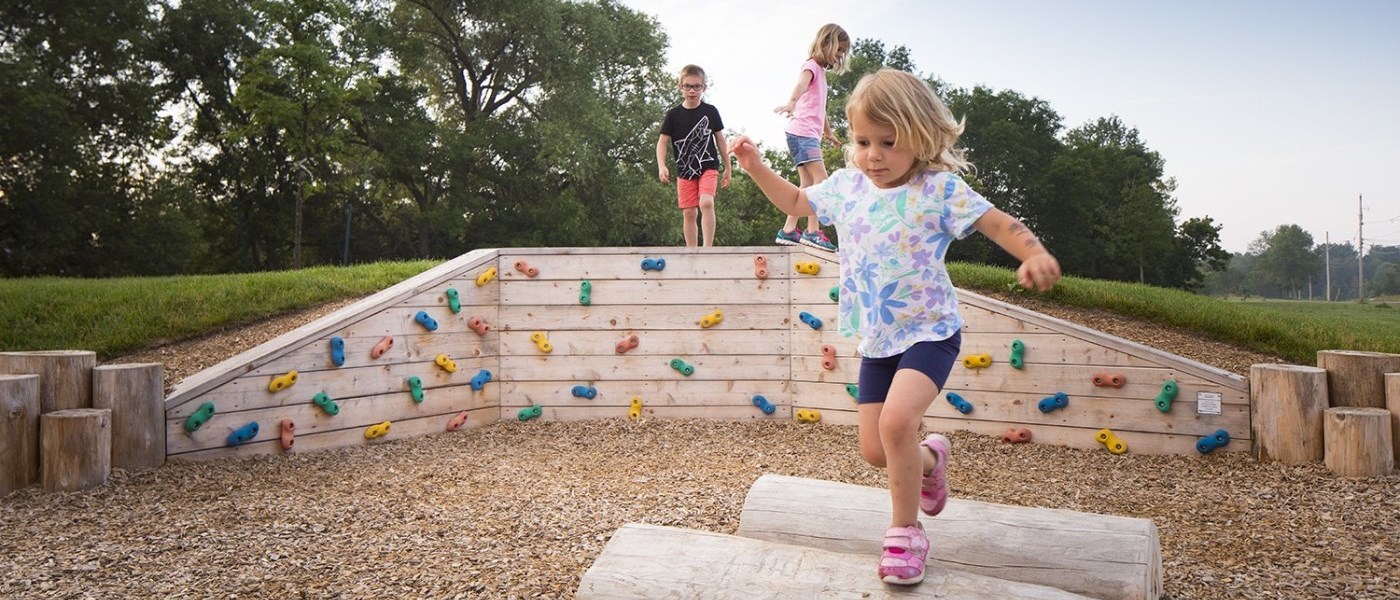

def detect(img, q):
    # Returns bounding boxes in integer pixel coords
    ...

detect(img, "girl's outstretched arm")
[774,69,816,117]
[730,135,816,217]
[973,208,1061,291]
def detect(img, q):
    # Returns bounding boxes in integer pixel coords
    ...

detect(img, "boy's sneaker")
[801,230,837,252]
[878,522,929,585]
[774,228,802,246]
[919,434,951,516]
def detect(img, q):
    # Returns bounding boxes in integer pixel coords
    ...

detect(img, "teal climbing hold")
[1155,380,1179,412]
[846,383,859,401]
[518,403,543,421]
[446,288,461,314]
[407,376,425,403]
[829,286,839,303]
[669,358,695,377]
[579,279,592,306]
[184,401,215,433]
[312,391,340,416]
[1009,339,1025,369]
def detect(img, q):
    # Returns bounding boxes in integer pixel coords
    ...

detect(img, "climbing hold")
[279,419,295,451]
[754,255,769,279]
[641,257,666,271]
[414,310,439,331]
[961,353,992,369]
[530,331,553,353]
[407,376,425,403]
[945,392,974,414]
[579,279,592,306]
[329,336,346,367]
[514,260,539,278]
[1009,339,1025,370]
[518,404,543,422]
[434,353,457,373]
[796,408,821,424]
[798,311,823,330]
[467,317,491,336]
[475,266,497,286]
[1155,380,1179,413]
[1037,392,1069,413]
[1196,429,1231,454]
[820,344,837,371]
[470,369,493,391]
[669,358,695,377]
[846,383,859,401]
[1095,428,1128,455]
[184,401,215,433]
[312,391,340,415]
[751,394,776,415]
[1001,427,1032,444]
[365,421,391,439]
[615,334,640,354]
[447,411,469,432]
[445,288,461,313]
[699,310,724,328]
[629,396,643,420]
[268,370,298,393]
[794,261,821,275]
[571,385,598,399]
[227,422,259,446]
[371,336,394,359]
[828,286,839,303]
[1092,372,1127,388]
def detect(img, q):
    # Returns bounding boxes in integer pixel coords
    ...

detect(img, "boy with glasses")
[657,65,731,247]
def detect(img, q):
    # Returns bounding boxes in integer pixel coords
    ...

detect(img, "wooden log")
[1323,407,1394,477]
[736,474,1161,600]
[1,374,40,497]
[0,350,97,413]
[1316,350,1400,408]
[40,408,112,492]
[577,523,1092,600]
[92,363,165,471]
[1250,363,1328,464]
[1387,373,1400,465]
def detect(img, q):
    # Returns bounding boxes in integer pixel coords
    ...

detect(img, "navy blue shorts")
[856,331,963,405]
[785,133,823,166]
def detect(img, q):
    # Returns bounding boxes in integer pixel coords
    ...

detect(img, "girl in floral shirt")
[730,68,1061,586]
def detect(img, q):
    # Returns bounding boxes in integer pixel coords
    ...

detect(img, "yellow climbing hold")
[365,421,392,439]
[961,353,992,369]
[1094,428,1128,455]
[794,261,821,275]
[796,408,822,424]
[434,353,458,373]
[629,396,643,420]
[475,266,498,287]
[268,370,298,393]
[699,310,724,328]
[530,331,553,353]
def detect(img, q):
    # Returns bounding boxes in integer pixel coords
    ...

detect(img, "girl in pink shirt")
[773,24,849,252]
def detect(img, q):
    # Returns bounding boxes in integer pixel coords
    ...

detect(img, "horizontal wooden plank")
[500,278,789,306]
[498,329,788,357]
[497,304,792,331]
[504,405,791,422]
[919,415,1250,455]
[498,248,794,281]
[169,407,500,461]
[499,381,789,408]
[499,354,789,382]
[391,277,500,308]
[248,331,499,376]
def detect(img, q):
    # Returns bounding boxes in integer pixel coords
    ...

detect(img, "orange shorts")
[677,170,718,209]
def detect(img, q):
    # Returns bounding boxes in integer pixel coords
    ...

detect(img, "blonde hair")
[845,69,970,174]
[808,24,850,73]
[678,64,707,85]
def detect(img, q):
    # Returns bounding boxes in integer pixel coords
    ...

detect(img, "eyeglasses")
[681,83,706,91]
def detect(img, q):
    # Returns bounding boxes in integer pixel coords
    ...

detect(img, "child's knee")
[682,207,698,218]
[699,195,715,210]
[860,444,887,468]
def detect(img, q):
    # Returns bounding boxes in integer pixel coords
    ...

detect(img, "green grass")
[0,261,437,359]
[3,260,1394,365]
[949,262,1400,364]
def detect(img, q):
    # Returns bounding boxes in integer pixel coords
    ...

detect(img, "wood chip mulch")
[3,296,1396,600]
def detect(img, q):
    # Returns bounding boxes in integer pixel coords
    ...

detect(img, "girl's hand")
[824,132,842,146]
[774,102,796,117]
[729,135,762,172]
[1017,254,1062,292]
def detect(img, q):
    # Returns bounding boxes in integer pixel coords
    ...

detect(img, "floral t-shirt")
[806,168,992,358]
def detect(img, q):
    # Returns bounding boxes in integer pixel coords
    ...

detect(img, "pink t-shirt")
[784,58,828,139]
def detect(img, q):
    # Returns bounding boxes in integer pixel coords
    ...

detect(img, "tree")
[1170,216,1231,290]
[1251,224,1318,298]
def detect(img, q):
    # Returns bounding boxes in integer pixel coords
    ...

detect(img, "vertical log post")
[40,408,112,492]
[1316,350,1400,409]
[0,350,97,413]
[1250,364,1328,464]
[92,363,166,471]
[1323,407,1394,477]
[1,374,40,497]
[1386,373,1400,466]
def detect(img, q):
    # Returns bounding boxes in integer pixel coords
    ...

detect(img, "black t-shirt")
[660,101,725,180]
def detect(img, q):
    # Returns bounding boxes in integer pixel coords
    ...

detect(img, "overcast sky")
[619,0,1400,253]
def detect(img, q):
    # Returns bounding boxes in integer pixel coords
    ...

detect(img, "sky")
[618,0,1400,254]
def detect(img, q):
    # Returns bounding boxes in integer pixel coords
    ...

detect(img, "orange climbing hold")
[467,317,491,336]
[1000,427,1032,444]
[754,255,769,279]
[514,260,539,278]
[280,419,296,451]
[371,336,394,359]
[1092,372,1126,388]
[821,344,837,371]
[615,334,640,354]
[447,411,469,432]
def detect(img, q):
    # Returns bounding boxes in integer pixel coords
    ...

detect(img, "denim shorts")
[785,133,823,166]
[856,331,963,404]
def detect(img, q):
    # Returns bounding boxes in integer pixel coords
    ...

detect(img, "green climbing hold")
[669,358,695,377]
[184,401,215,433]
[579,279,592,306]
[518,403,543,421]
[846,383,859,401]
[407,376,425,403]
[312,391,340,416]
[445,288,461,313]
[1155,379,1179,412]
[828,286,839,303]
[1009,339,1026,370]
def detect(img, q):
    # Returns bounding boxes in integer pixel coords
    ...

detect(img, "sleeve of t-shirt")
[805,168,853,227]
[942,174,994,239]
[708,104,724,132]
[659,107,676,138]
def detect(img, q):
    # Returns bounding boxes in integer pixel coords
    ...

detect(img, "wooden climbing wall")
[164,245,1249,460]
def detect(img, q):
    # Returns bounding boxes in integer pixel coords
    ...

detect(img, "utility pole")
[1324,232,1331,301]
[1358,195,1365,302]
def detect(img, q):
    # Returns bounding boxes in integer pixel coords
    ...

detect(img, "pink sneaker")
[878,523,929,585]
[919,434,951,516]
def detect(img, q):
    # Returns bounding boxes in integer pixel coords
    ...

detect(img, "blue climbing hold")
[798,311,823,330]
[329,336,345,367]
[571,385,598,399]
[1037,392,1070,413]
[1196,429,1231,454]
[470,369,493,391]
[751,394,776,415]
[228,421,259,446]
[946,392,974,414]
[414,310,438,331]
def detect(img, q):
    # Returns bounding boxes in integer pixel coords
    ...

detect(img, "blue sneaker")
[801,230,837,252]
[774,228,801,246]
